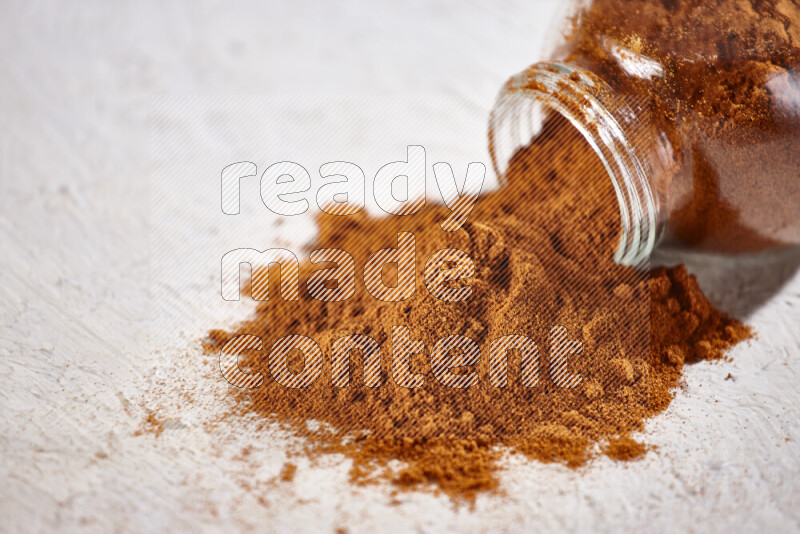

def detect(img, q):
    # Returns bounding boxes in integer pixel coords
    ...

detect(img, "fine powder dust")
[204,114,751,502]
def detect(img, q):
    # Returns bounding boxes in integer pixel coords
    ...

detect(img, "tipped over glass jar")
[489,0,800,265]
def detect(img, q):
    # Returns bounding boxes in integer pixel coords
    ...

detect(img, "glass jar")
[489,0,800,265]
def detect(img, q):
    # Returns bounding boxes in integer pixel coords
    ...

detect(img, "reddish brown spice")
[204,114,750,502]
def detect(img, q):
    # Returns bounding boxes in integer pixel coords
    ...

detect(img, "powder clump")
[604,435,650,461]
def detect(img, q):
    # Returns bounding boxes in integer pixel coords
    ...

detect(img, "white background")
[2,1,800,532]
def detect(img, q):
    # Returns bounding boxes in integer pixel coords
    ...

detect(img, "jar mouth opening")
[489,62,660,266]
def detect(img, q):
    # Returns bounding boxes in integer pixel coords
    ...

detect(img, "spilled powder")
[204,114,751,502]
[603,434,651,462]
[279,462,297,482]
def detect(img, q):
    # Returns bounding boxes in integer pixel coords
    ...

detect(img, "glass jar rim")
[488,61,662,266]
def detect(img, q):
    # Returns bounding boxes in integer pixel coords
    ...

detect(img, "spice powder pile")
[205,114,751,502]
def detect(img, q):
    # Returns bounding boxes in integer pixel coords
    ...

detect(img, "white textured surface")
[1,1,800,532]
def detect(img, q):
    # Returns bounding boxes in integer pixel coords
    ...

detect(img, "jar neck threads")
[489,61,664,266]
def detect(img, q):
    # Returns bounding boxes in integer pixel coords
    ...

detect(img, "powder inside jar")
[563,0,800,251]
